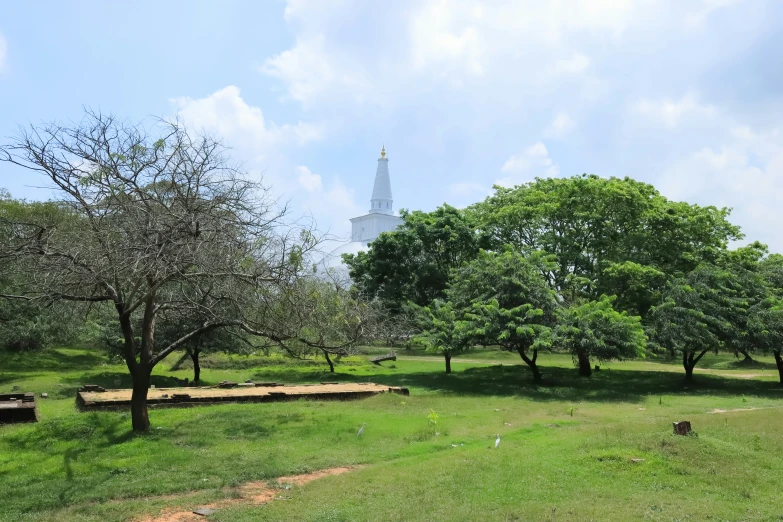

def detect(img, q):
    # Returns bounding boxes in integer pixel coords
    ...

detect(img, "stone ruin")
[0,393,38,424]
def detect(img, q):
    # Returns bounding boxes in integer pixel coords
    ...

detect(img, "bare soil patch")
[136,466,357,522]
[708,407,762,414]
[79,383,408,410]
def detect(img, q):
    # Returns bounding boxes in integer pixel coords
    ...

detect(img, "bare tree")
[0,111,357,431]
[249,267,373,372]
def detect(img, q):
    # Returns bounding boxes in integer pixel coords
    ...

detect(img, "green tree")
[747,298,783,384]
[472,175,741,309]
[413,300,473,374]
[343,204,487,312]
[0,191,88,351]
[717,242,772,363]
[760,253,783,297]
[648,262,754,381]
[601,261,667,318]
[0,297,85,352]
[553,296,647,377]
[448,249,557,382]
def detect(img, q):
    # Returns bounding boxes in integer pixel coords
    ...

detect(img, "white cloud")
[658,121,783,251]
[446,181,492,207]
[261,0,668,105]
[550,53,591,76]
[297,165,323,192]
[299,171,364,241]
[261,37,372,105]
[0,32,7,73]
[544,112,576,139]
[250,0,772,254]
[170,86,362,252]
[171,86,323,154]
[410,1,484,76]
[685,0,743,26]
[633,93,715,128]
[497,142,560,187]
[448,181,490,197]
[261,0,746,109]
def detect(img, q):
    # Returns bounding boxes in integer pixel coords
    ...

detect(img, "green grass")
[1,347,782,521]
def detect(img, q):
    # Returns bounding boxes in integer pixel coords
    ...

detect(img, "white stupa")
[350,146,403,243]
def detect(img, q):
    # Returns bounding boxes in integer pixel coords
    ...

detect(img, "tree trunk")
[444,352,452,374]
[683,349,708,382]
[683,351,694,382]
[118,306,153,433]
[774,350,783,385]
[130,365,152,432]
[517,347,541,382]
[190,349,201,383]
[684,364,694,382]
[324,351,335,373]
[577,351,592,377]
[737,349,754,364]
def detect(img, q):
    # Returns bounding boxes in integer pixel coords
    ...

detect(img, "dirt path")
[136,466,357,522]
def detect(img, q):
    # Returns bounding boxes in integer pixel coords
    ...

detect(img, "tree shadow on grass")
[54,371,191,399]
[0,348,105,373]
[3,411,137,454]
[0,412,155,514]
[0,372,44,387]
[252,364,783,404]
[644,355,779,371]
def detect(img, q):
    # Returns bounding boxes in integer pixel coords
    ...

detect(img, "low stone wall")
[77,382,409,411]
[0,393,37,423]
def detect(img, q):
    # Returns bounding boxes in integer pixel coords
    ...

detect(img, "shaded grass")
[169,351,371,372]
[0,347,782,521]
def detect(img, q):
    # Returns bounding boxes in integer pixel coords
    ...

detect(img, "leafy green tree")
[0,297,85,352]
[447,249,557,382]
[747,298,783,384]
[601,261,667,318]
[648,262,754,380]
[413,300,473,374]
[472,175,741,308]
[343,204,488,312]
[0,191,88,351]
[554,296,647,377]
[717,242,772,363]
[760,253,783,297]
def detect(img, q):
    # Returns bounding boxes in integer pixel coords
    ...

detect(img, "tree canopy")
[447,248,557,381]
[343,204,488,312]
[471,175,741,304]
[554,296,647,377]
[413,299,473,374]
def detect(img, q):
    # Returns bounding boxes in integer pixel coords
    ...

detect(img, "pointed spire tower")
[349,145,404,244]
[369,145,393,215]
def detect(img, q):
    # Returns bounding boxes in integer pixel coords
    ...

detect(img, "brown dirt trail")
[136,466,357,522]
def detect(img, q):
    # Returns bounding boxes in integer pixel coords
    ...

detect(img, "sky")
[1,0,783,258]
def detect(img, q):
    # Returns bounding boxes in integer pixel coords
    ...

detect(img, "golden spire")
[380,145,386,159]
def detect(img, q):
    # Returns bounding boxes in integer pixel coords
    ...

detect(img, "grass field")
[1,347,782,521]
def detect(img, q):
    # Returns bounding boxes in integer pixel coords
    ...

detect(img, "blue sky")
[2,0,783,256]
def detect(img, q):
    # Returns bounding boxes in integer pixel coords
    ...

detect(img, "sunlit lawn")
[1,347,781,521]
